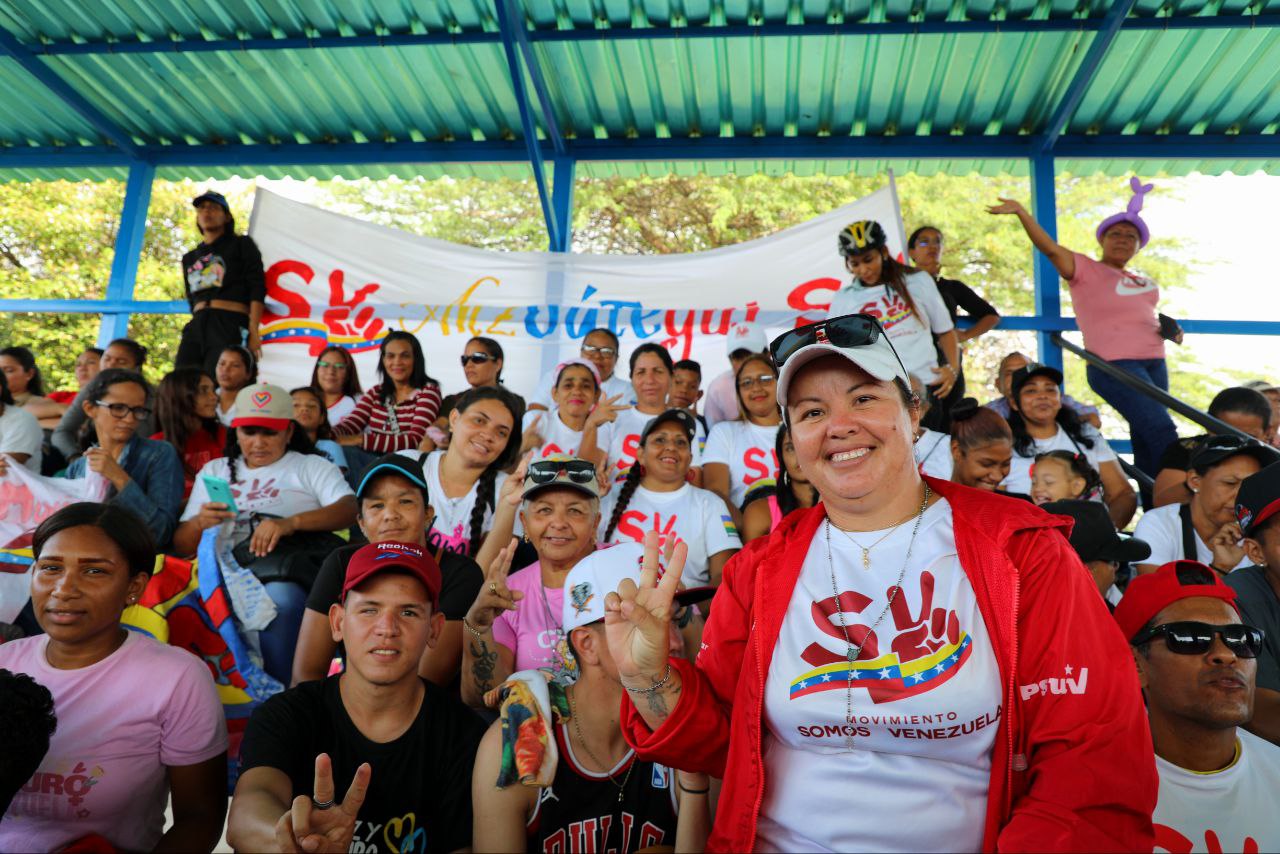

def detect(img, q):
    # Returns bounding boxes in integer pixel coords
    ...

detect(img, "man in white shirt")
[1114,560,1280,853]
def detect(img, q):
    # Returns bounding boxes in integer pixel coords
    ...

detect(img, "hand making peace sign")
[465,537,523,632]
[272,754,370,853]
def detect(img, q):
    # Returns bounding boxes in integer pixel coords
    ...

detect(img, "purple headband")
[1096,176,1153,248]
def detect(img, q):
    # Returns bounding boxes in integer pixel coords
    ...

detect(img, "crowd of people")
[2,185,1280,853]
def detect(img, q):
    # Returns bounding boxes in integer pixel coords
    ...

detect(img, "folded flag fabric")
[496,671,570,789]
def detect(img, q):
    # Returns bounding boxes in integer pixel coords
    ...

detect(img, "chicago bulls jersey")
[527,723,678,854]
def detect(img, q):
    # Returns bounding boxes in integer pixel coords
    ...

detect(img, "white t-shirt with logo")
[182,451,353,543]
[420,450,508,557]
[604,408,703,482]
[914,428,953,481]
[1152,730,1280,853]
[757,500,1002,853]
[531,372,635,410]
[826,270,954,385]
[703,420,781,508]
[0,404,42,472]
[1003,424,1116,495]
[1133,503,1252,571]
[598,483,741,586]
[522,408,613,461]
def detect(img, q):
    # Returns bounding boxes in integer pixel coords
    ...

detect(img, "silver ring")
[312,798,335,810]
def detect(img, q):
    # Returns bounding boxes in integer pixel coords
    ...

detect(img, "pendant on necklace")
[846,646,858,664]
[861,549,870,570]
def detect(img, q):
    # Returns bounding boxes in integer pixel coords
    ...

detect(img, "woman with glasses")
[429,337,526,450]
[54,370,184,550]
[1135,438,1278,576]
[601,408,740,588]
[703,354,782,516]
[906,227,1001,427]
[173,382,356,684]
[459,456,602,708]
[309,346,362,426]
[601,312,1157,852]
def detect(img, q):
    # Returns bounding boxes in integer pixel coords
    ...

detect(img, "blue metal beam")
[1029,154,1063,371]
[494,0,559,249]
[26,14,1280,56]
[0,26,141,157]
[0,299,187,314]
[99,162,156,344]
[1039,0,1141,153]
[503,0,565,157]
[550,157,576,253]
[1,133,1278,173]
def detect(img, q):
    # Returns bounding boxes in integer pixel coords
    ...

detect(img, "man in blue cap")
[176,190,266,374]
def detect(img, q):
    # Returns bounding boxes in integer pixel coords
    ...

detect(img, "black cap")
[639,408,697,445]
[1010,362,1064,401]
[192,190,231,212]
[1188,434,1280,474]
[1237,460,1280,539]
[355,453,429,501]
[1042,499,1152,564]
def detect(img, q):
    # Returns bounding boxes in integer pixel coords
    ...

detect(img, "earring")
[523,533,530,544]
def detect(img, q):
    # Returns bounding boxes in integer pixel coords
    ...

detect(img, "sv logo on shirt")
[742,447,780,486]
[617,511,684,548]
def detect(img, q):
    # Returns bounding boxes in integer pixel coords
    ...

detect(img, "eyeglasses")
[769,314,909,378]
[737,373,778,390]
[316,361,347,371]
[913,237,943,248]
[94,401,152,421]
[645,434,690,449]
[460,353,497,366]
[1131,621,1264,658]
[581,344,617,357]
[526,459,597,485]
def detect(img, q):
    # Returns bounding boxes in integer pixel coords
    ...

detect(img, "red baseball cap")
[342,541,442,608]
[1113,560,1240,643]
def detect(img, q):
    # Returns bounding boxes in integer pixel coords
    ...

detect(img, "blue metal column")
[540,157,577,377]
[1029,154,1063,371]
[99,161,156,345]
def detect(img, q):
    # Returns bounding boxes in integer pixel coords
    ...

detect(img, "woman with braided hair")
[599,408,740,588]
[420,386,523,558]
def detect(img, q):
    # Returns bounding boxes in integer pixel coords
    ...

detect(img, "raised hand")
[273,754,370,853]
[499,452,534,510]
[604,530,688,684]
[520,415,546,456]
[986,197,1026,216]
[586,393,630,429]
[465,538,523,631]
[1208,521,1245,573]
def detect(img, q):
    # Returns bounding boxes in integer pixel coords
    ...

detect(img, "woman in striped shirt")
[334,331,441,457]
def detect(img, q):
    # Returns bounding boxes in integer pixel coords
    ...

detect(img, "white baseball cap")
[726,322,768,357]
[561,542,712,632]
[774,314,912,407]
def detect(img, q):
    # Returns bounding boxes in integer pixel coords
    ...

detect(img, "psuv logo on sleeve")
[1019,664,1088,701]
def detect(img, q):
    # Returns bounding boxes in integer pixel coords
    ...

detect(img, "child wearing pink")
[0,631,227,852]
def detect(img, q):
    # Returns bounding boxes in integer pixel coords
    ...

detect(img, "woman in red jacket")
[604,313,1158,853]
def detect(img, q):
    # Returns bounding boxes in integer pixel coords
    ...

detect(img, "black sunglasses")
[1131,621,1264,658]
[526,459,597,485]
[460,353,497,366]
[769,314,908,380]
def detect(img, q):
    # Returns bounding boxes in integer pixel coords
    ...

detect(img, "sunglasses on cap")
[769,314,908,378]
[527,459,597,485]
[460,353,498,366]
[1131,621,1265,658]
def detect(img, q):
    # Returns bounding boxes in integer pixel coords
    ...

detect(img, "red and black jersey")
[527,723,679,854]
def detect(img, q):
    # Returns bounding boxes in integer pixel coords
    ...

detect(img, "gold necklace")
[832,501,928,570]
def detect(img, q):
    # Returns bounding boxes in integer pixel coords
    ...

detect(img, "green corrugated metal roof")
[1,0,1279,181]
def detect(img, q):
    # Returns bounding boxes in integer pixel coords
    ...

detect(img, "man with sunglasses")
[1116,560,1280,852]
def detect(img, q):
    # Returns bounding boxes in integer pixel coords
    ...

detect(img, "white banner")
[249,180,906,396]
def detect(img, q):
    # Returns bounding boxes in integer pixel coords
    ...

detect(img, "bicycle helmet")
[837,220,888,257]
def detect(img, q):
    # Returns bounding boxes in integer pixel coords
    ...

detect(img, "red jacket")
[622,477,1157,852]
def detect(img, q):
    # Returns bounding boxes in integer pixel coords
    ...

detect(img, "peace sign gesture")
[273,754,370,853]
[604,530,688,687]
[497,451,534,511]
[465,537,523,631]
[586,393,630,429]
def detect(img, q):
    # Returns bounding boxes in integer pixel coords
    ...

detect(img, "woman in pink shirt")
[0,502,227,852]
[988,179,1180,485]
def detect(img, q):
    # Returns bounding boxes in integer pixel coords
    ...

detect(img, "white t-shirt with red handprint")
[757,499,1002,853]
[522,408,613,461]
[1152,729,1280,853]
[703,420,781,508]
[826,270,954,386]
[605,407,702,482]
